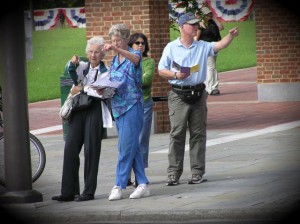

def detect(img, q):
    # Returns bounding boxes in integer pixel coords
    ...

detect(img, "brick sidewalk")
[28,67,300,134]
[3,67,300,224]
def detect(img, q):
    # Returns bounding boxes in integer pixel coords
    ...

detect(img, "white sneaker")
[108,186,122,201]
[129,184,150,199]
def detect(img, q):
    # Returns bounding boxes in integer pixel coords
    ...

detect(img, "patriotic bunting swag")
[206,0,255,22]
[61,8,86,28]
[33,7,86,30]
[34,1,255,31]
[169,0,255,22]
[34,8,61,31]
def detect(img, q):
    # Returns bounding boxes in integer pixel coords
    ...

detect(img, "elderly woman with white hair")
[52,36,111,202]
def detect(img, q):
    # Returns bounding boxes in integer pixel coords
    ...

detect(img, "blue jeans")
[139,98,153,168]
[114,102,149,189]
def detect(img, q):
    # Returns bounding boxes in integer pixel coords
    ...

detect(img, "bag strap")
[80,61,97,85]
[82,61,108,84]
[83,61,90,77]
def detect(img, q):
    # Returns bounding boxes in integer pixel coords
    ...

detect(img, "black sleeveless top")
[198,19,221,42]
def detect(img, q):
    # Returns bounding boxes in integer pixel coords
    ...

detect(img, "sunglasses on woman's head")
[134,41,145,46]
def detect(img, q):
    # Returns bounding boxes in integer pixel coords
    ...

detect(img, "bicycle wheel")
[0,133,46,187]
[29,133,46,182]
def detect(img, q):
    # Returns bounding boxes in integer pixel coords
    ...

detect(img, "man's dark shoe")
[188,174,204,184]
[166,175,179,186]
[74,194,94,202]
[52,194,74,202]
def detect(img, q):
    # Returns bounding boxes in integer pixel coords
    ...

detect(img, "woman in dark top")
[195,6,224,95]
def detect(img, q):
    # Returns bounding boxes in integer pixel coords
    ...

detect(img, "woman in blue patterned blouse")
[103,24,150,201]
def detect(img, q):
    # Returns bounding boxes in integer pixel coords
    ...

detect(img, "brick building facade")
[85,0,300,133]
[85,0,170,133]
[255,0,300,101]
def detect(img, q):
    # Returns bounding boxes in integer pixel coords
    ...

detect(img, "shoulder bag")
[59,93,78,120]
[59,91,93,120]
[71,92,93,112]
[59,62,93,120]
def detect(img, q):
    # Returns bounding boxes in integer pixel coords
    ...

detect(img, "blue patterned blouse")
[109,47,143,118]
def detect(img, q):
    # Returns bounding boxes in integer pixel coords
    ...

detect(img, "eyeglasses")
[134,41,145,46]
[112,39,123,44]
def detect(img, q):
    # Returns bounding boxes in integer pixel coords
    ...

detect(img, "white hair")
[85,36,106,54]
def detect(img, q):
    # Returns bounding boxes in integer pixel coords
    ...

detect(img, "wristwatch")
[173,72,177,79]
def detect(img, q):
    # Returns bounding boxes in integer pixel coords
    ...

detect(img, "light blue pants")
[114,102,149,189]
[139,98,153,168]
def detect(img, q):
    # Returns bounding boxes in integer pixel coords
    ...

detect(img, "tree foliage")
[25,0,85,10]
[169,0,208,31]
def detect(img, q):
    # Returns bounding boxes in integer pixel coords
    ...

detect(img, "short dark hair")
[128,33,149,57]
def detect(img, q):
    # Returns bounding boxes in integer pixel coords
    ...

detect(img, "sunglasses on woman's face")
[134,41,145,46]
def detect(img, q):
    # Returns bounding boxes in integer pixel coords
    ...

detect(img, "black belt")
[172,83,205,90]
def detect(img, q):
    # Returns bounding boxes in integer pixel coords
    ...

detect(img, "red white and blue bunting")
[33,7,86,30]
[169,0,255,22]
[34,1,255,31]
[34,8,61,31]
[206,0,255,22]
[61,8,86,28]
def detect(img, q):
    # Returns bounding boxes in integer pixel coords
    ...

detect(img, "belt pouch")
[172,88,203,104]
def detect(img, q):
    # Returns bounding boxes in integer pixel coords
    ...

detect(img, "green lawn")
[26,21,256,103]
[27,28,86,102]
